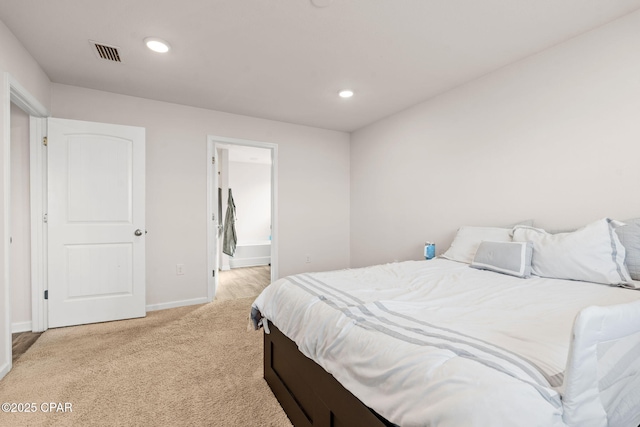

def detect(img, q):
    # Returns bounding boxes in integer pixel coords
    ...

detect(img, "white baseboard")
[145,297,209,313]
[230,256,270,269]
[11,321,32,333]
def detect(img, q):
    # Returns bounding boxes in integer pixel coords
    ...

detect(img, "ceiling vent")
[90,40,122,62]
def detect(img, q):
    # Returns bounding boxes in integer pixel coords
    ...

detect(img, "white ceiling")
[2,0,640,132]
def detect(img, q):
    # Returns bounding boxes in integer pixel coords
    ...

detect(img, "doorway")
[206,136,278,302]
[9,102,42,360]
[1,74,49,380]
[10,102,32,334]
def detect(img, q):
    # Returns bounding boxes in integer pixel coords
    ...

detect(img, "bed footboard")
[562,300,640,427]
[264,321,392,427]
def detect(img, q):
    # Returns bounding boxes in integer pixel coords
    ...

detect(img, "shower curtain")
[223,188,237,257]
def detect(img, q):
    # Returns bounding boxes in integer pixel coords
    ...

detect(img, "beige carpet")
[216,266,271,302]
[0,297,292,427]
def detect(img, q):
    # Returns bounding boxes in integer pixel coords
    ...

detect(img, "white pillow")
[512,218,631,285]
[441,226,513,264]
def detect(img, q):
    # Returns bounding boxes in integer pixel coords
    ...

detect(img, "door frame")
[206,135,278,301]
[28,116,47,332]
[1,73,49,379]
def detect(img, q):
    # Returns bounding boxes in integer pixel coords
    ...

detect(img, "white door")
[47,118,145,328]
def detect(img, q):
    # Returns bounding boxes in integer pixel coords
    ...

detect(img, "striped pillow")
[470,241,533,278]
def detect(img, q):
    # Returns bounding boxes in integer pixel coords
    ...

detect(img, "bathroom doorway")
[206,136,278,302]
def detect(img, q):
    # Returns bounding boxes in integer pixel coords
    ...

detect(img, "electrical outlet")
[305,255,311,264]
[176,264,185,275]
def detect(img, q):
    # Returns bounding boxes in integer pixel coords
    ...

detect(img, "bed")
[251,218,640,427]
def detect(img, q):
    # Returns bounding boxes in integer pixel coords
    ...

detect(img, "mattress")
[251,258,640,427]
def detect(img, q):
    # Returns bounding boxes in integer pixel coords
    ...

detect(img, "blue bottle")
[424,242,435,260]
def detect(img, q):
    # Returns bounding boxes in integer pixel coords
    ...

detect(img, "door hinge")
[212,156,215,165]
[212,270,216,277]
[44,290,48,300]
[43,136,48,146]
[43,213,48,223]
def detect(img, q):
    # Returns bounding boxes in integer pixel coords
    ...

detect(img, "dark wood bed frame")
[264,321,394,427]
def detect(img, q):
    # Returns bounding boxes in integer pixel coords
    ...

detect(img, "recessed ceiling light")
[339,90,354,98]
[145,37,170,53]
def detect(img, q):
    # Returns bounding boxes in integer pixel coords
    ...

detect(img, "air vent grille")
[91,41,122,62]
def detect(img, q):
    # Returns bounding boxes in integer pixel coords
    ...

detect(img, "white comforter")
[251,259,640,427]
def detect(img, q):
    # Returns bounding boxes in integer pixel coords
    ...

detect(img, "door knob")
[134,229,143,236]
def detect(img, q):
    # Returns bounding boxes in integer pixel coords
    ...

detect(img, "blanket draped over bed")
[251,259,640,427]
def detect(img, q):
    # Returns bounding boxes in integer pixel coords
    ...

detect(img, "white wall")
[350,9,640,268]
[0,21,51,110]
[51,84,351,308]
[0,18,51,379]
[10,103,31,331]
[229,161,271,244]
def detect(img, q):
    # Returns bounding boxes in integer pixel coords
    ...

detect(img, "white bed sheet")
[252,259,640,427]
